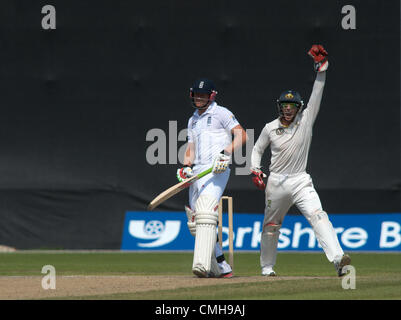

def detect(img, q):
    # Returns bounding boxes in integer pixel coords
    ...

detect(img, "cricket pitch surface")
[1,252,400,299]
[0,275,334,299]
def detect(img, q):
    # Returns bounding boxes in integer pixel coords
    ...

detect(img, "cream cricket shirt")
[188,102,239,168]
[251,72,326,175]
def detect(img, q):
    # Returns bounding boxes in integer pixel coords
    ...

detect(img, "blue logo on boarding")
[121,211,194,250]
[121,211,401,251]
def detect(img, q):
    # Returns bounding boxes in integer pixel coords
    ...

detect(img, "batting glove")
[308,44,329,72]
[251,167,267,190]
[212,151,230,174]
[176,166,194,182]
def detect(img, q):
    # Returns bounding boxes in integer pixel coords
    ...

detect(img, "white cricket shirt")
[251,72,326,175]
[188,102,239,167]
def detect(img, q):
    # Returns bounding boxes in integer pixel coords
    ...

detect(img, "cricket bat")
[147,166,213,211]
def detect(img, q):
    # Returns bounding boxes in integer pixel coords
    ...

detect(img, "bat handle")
[197,166,213,179]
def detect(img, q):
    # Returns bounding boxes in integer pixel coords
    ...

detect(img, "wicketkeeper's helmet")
[276,90,304,116]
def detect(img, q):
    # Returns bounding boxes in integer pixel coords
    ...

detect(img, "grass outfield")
[0,252,400,299]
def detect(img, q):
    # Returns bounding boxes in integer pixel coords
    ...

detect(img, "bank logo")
[128,220,181,247]
[121,212,401,252]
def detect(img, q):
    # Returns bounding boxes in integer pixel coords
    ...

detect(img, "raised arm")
[305,44,329,124]
[305,71,326,124]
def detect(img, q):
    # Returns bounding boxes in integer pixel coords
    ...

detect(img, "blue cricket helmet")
[276,90,304,116]
[189,78,218,109]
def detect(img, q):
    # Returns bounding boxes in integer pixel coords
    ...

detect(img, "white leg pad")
[260,224,281,269]
[310,211,344,262]
[192,195,219,276]
[192,224,217,276]
[185,206,196,237]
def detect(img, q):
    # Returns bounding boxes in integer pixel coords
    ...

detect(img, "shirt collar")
[278,112,301,128]
[193,102,217,118]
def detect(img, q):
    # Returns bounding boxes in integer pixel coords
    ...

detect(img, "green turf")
[71,276,401,300]
[1,252,400,299]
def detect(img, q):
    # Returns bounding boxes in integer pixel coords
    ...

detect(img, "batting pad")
[192,195,218,276]
[185,206,196,237]
[192,223,217,275]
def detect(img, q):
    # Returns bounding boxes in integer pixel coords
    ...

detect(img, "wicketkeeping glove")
[308,44,329,72]
[212,151,230,174]
[176,166,194,182]
[251,167,267,190]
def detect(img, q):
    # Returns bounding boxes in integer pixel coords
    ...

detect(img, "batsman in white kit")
[176,78,247,278]
[250,45,351,277]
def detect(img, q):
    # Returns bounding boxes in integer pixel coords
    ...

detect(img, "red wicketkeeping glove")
[251,168,267,191]
[308,45,329,72]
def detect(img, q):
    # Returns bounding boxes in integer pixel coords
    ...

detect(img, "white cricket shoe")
[193,266,208,278]
[218,260,234,278]
[334,254,351,277]
[218,260,232,274]
[261,266,276,276]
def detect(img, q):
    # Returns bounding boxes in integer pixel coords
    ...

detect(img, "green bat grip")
[196,167,213,179]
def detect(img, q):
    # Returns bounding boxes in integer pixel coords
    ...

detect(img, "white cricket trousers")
[189,166,230,209]
[264,172,322,224]
[261,171,344,265]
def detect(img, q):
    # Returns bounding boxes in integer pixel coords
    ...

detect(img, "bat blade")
[147,179,193,211]
[147,166,213,211]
